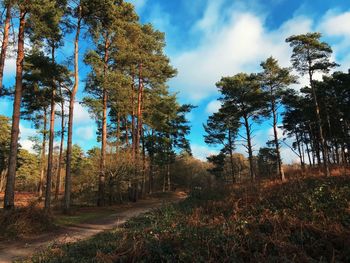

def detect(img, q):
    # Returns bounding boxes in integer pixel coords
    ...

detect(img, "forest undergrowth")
[28,175,350,263]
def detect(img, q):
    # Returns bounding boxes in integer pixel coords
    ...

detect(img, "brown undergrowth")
[29,175,350,262]
[0,202,55,239]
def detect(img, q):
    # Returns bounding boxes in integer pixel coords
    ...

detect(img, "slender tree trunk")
[132,63,144,202]
[271,100,285,181]
[55,86,65,200]
[97,36,109,207]
[243,115,255,181]
[334,141,340,165]
[116,112,120,153]
[64,9,82,213]
[148,130,154,194]
[141,130,146,197]
[305,137,312,166]
[149,154,153,194]
[228,129,235,184]
[45,47,56,212]
[295,131,305,170]
[0,3,11,94]
[131,71,136,159]
[308,124,316,166]
[0,168,8,192]
[39,109,48,199]
[136,63,143,154]
[162,167,166,192]
[308,69,330,176]
[166,163,170,191]
[124,116,129,146]
[4,9,26,210]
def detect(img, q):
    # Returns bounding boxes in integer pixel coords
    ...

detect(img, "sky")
[0,0,350,163]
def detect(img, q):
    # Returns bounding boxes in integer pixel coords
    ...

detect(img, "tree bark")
[55,85,65,200]
[166,163,170,191]
[131,70,136,160]
[141,130,146,197]
[295,131,305,170]
[308,66,330,176]
[0,2,11,94]
[305,134,312,166]
[39,108,48,200]
[243,114,255,181]
[136,63,143,154]
[228,129,235,184]
[45,46,56,212]
[64,8,82,213]
[4,9,26,210]
[271,100,285,181]
[116,112,120,153]
[97,36,109,207]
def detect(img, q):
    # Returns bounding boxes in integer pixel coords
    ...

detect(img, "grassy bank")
[28,176,350,262]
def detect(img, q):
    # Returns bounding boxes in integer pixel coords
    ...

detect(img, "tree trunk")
[4,9,26,210]
[97,36,109,207]
[308,69,330,176]
[166,163,170,191]
[308,124,316,166]
[131,70,136,160]
[39,109,48,199]
[0,168,8,192]
[136,63,143,154]
[162,167,166,192]
[55,85,65,201]
[64,9,82,213]
[141,130,146,197]
[243,115,255,181]
[0,3,11,94]
[295,131,305,170]
[116,112,120,153]
[305,136,312,166]
[45,46,56,212]
[271,100,285,181]
[228,129,235,184]
[149,154,154,194]
[124,116,129,146]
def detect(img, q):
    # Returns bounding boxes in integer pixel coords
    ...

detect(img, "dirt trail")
[0,193,186,263]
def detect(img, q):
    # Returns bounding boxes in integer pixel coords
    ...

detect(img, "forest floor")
[25,174,350,263]
[0,191,187,263]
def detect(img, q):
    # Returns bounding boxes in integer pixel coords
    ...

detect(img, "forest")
[0,0,349,262]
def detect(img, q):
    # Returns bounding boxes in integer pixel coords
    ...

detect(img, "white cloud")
[3,57,16,82]
[191,144,219,161]
[128,0,147,12]
[318,11,350,72]
[205,100,221,114]
[19,125,37,153]
[19,124,37,138]
[20,139,36,153]
[194,0,225,33]
[320,11,350,36]
[75,126,95,140]
[73,102,94,125]
[172,11,313,101]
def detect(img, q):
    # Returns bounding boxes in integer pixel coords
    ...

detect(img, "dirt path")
[0,193,186,263]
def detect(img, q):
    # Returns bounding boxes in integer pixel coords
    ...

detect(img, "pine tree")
[286,32,338,177]
[259,57,296,181]
[217,73,266,181]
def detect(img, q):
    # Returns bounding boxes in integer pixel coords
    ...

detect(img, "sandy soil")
[0,192,187,263]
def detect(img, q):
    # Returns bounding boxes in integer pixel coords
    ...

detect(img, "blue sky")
[0,0,350,162]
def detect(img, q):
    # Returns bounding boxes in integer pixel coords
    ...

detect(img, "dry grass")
[0,202,55,239]
[28,173,350,262]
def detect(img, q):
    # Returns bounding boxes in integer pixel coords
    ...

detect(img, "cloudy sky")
[0,0,349,162]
